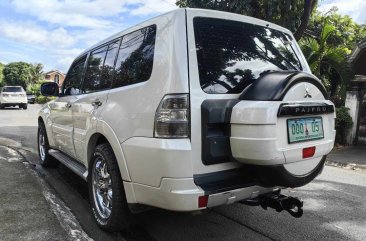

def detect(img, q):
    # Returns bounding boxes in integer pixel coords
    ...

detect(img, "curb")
[0,144,93,241]
[326,160,366,171]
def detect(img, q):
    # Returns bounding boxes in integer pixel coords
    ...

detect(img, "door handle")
[92,99,103,107]
[65,103,72,109]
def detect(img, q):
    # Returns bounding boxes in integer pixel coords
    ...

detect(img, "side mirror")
[41,82,59,97]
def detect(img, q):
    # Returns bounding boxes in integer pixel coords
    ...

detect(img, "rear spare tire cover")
[239,71,327,101]
[237,71,329,188]
[257,156,326,188]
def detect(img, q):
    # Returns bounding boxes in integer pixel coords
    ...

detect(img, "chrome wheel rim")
[39,129,46,161]
[92,155,112,219]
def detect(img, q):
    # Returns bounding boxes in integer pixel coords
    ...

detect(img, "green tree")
[176,0,318,40]
[308,9,366,49]
[0,62,4,87]
[300,18,353,104]
[300,9,366,105]
[3,62,33,88]
[335,106,353,144]
[30,63,44,84]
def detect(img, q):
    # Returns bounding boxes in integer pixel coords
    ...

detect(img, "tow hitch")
[240,192,304,218]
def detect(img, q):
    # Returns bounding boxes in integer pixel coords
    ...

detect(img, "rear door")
[72,40,120,163]
[50,56,87,157]
[186,10,312,175]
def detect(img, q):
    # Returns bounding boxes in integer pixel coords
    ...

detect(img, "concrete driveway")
[0,104,366,241]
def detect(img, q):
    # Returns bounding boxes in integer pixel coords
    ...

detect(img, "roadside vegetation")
[0,62,55,104]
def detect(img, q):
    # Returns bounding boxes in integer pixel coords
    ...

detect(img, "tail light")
[303,146,316,159]
[2,93,9,97]
[154,94,190,138]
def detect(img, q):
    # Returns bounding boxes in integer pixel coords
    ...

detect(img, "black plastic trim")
[257,156,327,188]
[194,167,259,195]
[278,102,335,117]
[201,99,240,165]
[239,71,328,101]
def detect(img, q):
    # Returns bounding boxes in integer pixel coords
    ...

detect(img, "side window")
[62,56,87,96]
[101,40,120,87]
[82,46,108,93]
[113,25,156,88]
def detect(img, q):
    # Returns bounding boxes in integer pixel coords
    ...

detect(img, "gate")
[358,97,366,145]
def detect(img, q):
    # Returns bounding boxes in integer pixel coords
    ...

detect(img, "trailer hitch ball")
[240,193,304,218]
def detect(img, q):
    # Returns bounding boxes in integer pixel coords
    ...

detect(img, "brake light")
[154,94,190,138]
[303,146,316,159]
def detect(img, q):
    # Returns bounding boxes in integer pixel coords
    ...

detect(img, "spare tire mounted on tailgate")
[201,71,335,188]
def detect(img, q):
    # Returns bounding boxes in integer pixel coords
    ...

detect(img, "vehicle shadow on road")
[37,160,363,241]
[7,129,364,241]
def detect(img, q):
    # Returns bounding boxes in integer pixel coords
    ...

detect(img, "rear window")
[2,87,24,92]
[194,17,302,94]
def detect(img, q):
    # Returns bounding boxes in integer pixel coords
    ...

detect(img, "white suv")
[39,9,336,231]
[0,86,28,109]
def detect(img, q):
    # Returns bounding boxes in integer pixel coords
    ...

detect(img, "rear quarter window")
[113,25,156,88]
[194,17,302,94]
[2,87,24,92]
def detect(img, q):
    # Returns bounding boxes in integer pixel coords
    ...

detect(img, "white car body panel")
[72,90,108,163]
[49,95,78,157]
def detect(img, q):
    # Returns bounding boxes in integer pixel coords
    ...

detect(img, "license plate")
[287,117,324,144]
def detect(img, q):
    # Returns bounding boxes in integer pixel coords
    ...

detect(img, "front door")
[50,95,78,156]
[51,55,87,158]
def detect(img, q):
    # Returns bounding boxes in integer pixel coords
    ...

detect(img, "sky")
[0,0,365,73]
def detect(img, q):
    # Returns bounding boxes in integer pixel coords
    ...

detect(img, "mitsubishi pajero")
[39,8,336,231]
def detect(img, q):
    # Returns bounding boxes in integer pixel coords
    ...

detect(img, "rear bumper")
[0,102,27,106]
[0,98,27,104]
[124,178,276,211]
[121,137,276,211]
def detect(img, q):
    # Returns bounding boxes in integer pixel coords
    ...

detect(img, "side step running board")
[49,149,88,181]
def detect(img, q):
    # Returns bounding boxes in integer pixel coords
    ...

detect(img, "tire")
[257,156,326,188]
[88,143,134,231]
[38,122,57,167]
[0,104,4,109]
[22,104,28,110]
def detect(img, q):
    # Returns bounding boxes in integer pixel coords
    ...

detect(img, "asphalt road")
[0,104,366,241]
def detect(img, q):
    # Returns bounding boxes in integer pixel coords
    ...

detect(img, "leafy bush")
[27,80,56,104]
[36,95,55,104]
[335,106,353,144]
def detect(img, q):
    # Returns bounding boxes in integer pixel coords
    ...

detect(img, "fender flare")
[87,120,131,182]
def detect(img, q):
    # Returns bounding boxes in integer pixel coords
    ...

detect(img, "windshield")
[2,87,24,92]
[194,17,303,94]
